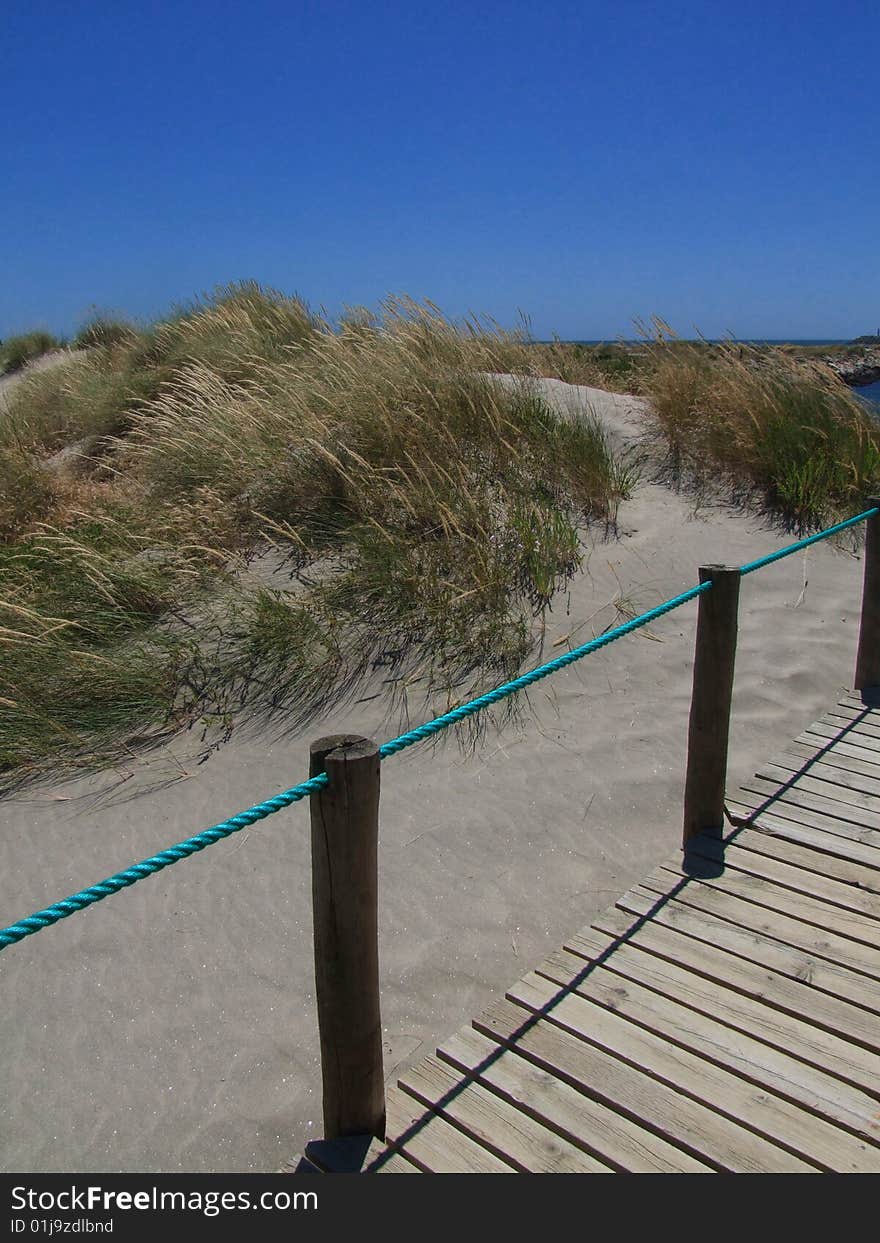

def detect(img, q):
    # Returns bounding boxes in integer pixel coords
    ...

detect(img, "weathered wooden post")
[309,734,385,1140]
[683,566,741,847]
[854,495,880,694]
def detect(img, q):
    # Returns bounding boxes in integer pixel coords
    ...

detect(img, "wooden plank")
[786,738,880,782]
[839,692,880,714]
[823,709,880,740]
[436,1025,713,1173]
[824,699,880,721]
[659,859,880,954]
[798,725,880,766]
[826,701,880,722]
[592,900,880,1053]
[715,825,879,904]
[811,713,880,741]
[810,706,879,730]
[398,1055,611,1172]
[739,775,880,834]
[729,802,880,865]
[721,823,880,889]
[517,965,880,1168]
[805,714,880,743]
[732,784,880,847]
[806,710,880,739]
[726,799,880,870]
[383,1089,517,1173]
[473,997,816,1172]
[762,753,880,802]
[755,760,880,813]
[644,865,880,980]
[509,971,880,1173]
[686,834,880,918]
[551,924,880,1107]
[621,882,880,1017]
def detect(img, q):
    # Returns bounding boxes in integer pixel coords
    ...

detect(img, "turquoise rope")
[0,581,709,952]
[0,773,328,950]
[739,507,878,575]
[1,502,877,954]
[379,581,711,757]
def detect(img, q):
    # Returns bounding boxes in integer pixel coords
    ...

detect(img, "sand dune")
[0,377,868,1172]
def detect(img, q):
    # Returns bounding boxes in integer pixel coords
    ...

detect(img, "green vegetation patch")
[0,331,64,376]
[637,327,880,529]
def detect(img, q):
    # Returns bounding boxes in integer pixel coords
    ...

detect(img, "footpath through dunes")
[0,377,869,1173]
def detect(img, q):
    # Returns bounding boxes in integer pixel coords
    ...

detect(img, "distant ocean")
[552,339,854,346]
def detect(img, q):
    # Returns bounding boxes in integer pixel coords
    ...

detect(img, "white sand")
[0,378,867,1171]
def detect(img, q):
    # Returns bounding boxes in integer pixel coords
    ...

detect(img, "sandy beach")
[0,377,868,1172]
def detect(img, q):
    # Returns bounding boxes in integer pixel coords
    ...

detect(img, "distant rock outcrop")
[825,348,880,388]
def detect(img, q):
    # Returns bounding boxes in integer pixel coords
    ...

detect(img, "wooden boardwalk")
[302,694,880,1173]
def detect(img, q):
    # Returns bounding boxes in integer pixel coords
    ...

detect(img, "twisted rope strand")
[739,506,878,575]
[0,773,329,950]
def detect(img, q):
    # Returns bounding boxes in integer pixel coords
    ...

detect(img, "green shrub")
[0,330,63,375]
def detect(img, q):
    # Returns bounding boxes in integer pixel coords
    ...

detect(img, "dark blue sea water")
[856,380,880,412]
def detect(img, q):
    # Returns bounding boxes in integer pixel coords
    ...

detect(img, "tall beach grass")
[0,286,632,784]
[637,321,880,528]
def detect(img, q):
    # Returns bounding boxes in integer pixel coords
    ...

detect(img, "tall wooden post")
[683,566,741,847]
[309,734,385,1140]
[855,496,880,694]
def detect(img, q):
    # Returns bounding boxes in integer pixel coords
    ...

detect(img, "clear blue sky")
[2,0,878,341]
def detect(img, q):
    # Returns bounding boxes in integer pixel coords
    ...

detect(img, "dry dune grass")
[637,320,880,528]
[518,338,646,391]
[0,285,631,783]
[5,288,872,785]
